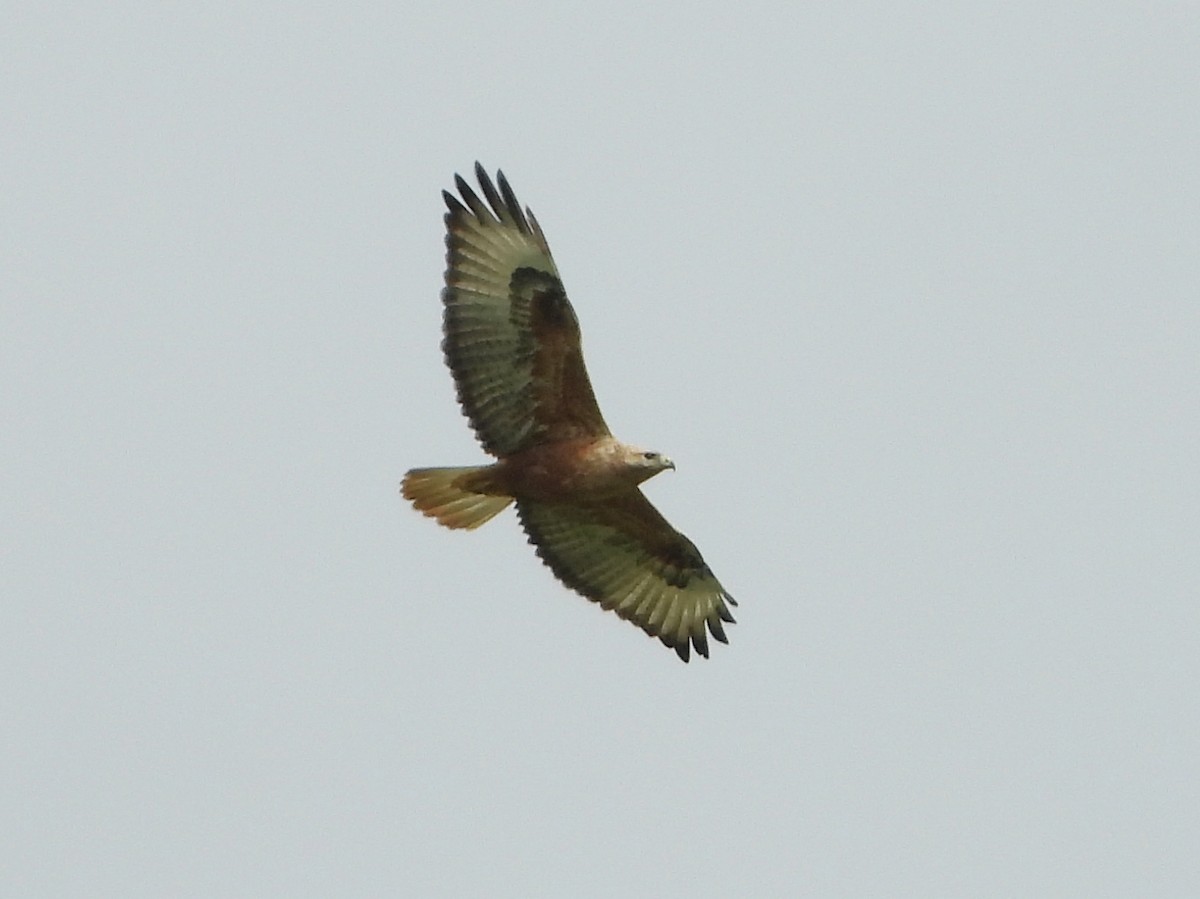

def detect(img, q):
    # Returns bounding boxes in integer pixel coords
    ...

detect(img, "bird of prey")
[402,164,736,661]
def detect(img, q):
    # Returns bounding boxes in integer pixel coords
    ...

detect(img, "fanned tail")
[401,466,512,530]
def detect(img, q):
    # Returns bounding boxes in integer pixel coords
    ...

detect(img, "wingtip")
[708,615,730,645]
[661,634,690,663]
[442,189,466,218]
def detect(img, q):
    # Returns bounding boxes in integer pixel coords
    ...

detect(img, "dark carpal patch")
[511,268,575,331]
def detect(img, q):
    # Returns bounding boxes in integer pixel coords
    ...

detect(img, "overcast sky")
[3,3,1198,896]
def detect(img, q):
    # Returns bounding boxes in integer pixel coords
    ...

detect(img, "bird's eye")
[643,452,657,460]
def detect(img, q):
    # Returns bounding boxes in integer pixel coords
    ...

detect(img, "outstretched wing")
[441,164,610,457]
[516,493,737,662]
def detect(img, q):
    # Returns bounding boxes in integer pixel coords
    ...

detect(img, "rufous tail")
[401,466,512,530]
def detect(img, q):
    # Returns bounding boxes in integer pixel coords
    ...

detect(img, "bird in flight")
[402,164,736,661]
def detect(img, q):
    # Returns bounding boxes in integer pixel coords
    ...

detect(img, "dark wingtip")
[496,170,526,228]
[442,189,467,218]
[451,171,491,222]
[466,163,529,234]
[661,634,690,663]
[526,206,541,229]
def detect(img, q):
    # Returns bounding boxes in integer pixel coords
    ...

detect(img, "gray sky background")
[4,3,1198,896]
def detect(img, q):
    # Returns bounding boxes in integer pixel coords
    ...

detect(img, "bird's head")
[623,446,675,483]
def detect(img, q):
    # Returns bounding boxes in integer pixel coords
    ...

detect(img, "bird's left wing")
[441,164,611,457]
[516,492,737,662]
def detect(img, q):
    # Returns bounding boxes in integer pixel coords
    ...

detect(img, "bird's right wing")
[516,491,736,662]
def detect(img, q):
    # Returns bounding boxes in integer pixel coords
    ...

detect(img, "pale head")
[621,445,676,484]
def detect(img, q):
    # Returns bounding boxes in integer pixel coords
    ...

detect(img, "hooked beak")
[663,457,676,471]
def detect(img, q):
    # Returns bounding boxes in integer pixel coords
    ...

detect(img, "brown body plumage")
[402,164,736,661]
